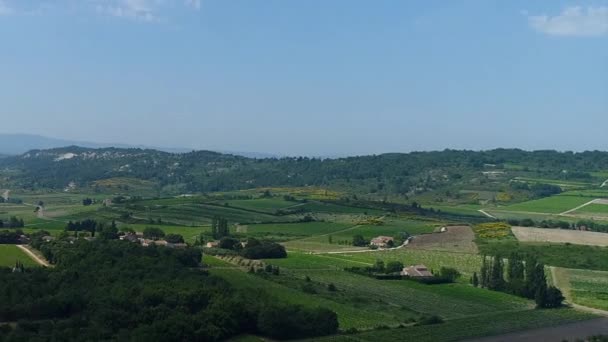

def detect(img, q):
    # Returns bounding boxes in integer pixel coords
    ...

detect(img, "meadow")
[235,222,353,239]
[504,194,593,214]
[312,309,594,342]
[209,268,403,329]
[218,198,299,213]
[318,248,484,280]
[574,203,608,216]
[565,268,608,311]
[0,245,38,267]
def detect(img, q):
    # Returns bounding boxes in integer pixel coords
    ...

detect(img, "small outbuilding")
[401,264,433,278]
[370,236,394,248]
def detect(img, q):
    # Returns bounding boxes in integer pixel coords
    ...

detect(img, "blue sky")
[0,1,606,156]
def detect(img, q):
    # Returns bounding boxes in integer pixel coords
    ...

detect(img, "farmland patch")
[512,226,608,247]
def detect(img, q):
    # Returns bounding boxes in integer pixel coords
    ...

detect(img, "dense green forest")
[2,147,607,197]
[0,239,338,341]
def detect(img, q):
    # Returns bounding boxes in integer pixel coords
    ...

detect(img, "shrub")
[240,241,286,259]
[143,227,165,240]
[165,234,184,244]
[416,315,444,326]
[257,305,338,340]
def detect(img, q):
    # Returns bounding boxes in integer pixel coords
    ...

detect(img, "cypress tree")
[472,272,479,287]
[480,255,488,288]
[489,255,505,291]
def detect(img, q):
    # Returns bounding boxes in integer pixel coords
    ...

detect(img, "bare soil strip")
[512,226,608,247]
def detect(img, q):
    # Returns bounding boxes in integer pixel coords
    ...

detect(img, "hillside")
[1,147,608,201]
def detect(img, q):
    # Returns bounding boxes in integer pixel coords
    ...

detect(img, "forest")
[2,147,608,195]
[0,239,338,341]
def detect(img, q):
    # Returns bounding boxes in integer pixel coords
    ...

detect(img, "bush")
[257,305,338,339]
[240,241,286,259]
[439,267,461,282]
[219,237,241,250]
[143,227,165,240]
[416,315,444,326]
[164,234,184,244]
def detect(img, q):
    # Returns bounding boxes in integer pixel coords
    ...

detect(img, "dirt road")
[478,209,496,219]
[17,245,50,267]
[559,198,600,215]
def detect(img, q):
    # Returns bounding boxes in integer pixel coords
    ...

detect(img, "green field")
[0,245,38,267]
[298,202,385,215]
[219,198,299,213]
[574,203,608,215]
[503,194,593,214]
[237,222,353,238]
[478,239,608,272]
[210,268,403,329]
[328,218,439,240]
[565,268,608,311]
[322,249,483,280]
[312,308,594,342]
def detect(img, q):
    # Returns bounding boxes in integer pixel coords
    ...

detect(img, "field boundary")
[550,266,608,317]
[559,199,601,216]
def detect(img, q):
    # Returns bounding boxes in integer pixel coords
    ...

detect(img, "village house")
[401,264,433,278]
[370,236,394,248]
[206,241,219,248]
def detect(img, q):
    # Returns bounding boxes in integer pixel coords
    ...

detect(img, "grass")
[575,203,608,215]
[328,218,439,240]
[210,268,400,329]
[504,194,593,214]
[0,245,38,267]
[287,269,532,319]
[218,198,298,213]
[264,252,370,270]
[236,222,353,239]
[560,268,608,311]
[312,308,594,342]
[298,202,385,215]
[318,249,483,280]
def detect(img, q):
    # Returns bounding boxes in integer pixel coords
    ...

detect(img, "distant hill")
[1,146,607,198]
[0,134,278,158]
[0,134,192,155]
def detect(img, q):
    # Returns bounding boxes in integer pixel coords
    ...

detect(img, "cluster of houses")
[120,233,187,249]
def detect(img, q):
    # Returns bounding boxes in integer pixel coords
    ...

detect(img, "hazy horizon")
[1,1,606,155]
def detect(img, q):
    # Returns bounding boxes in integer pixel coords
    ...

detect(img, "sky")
[0,0,606,156]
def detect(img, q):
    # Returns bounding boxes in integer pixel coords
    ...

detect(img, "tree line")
[473,253,564,308]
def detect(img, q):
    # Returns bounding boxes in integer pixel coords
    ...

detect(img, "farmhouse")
[401,265,433,278]
[370,236,394,248]
[206,241,219,248]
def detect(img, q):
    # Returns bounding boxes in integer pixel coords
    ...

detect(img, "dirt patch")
[512,226,608,247]
[467,317,608,342]
[407,226,477,253]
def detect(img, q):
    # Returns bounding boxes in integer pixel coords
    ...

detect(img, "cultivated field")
[504,195,593,214]
[407,225,477,253]
[512,226,608,247]
[553,267,608,312]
